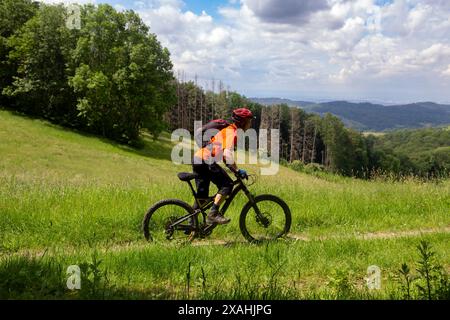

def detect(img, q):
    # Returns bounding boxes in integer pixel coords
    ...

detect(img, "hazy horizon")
[248,96,450,106]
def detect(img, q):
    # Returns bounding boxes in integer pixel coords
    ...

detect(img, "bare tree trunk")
[289,108,295,162]
[301,124,306,162]
[289,108,302,162]
[177,71,181,129]
[195,74,198,123]
[259,106,271,152]
[270,106,281,157]
[311,124,317,163]
[211,78,215,118]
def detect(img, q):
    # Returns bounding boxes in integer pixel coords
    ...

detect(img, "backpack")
[195,119,231,148]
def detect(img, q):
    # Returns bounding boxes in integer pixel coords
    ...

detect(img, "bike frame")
[168,176,261,234]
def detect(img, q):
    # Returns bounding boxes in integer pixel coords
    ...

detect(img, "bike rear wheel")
[239,194,291,243]
[142,199,198,243]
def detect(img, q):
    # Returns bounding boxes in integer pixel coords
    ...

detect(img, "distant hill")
[249,97,315,108]
[249,98,450,131]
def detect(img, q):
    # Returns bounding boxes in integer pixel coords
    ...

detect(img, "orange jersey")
[194,123,237,162]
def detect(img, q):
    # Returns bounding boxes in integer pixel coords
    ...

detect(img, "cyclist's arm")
[223,148,238,174]
[222,128,239,174]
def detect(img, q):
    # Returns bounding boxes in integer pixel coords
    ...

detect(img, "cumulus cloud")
[38,0,450,102]
[136,1,241,82]
[443,64,450,77]
[244,0,329,25]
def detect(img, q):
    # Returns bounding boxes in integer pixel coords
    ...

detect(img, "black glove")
[236,169,248,179]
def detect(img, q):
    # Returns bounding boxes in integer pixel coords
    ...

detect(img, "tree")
[347,130,369,177]
[69,4,175,142]
[4,4,78,124]
[319,113,359,175]
[289,108,302,162]
[0,0,38,107]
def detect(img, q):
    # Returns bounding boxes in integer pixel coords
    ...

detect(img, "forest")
[1,0,448,179]
[166,80,450,178]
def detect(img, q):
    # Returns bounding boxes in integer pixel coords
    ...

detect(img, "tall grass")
[0,110,449,299]
[1,235,448,299]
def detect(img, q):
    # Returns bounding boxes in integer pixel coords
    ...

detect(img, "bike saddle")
[177,172,199,181]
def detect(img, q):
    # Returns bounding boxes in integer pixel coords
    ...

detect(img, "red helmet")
[232,108,254,122]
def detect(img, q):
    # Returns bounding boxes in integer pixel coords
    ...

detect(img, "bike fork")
[245,189,270,228]
[244,189,260,214]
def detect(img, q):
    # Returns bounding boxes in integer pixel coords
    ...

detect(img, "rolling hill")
[250,98,450,131]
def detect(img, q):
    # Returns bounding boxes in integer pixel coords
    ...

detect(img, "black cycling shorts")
[192,159,233,198]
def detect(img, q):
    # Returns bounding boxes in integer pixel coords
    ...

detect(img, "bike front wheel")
[239,194,291,243]
[142,199,198,243]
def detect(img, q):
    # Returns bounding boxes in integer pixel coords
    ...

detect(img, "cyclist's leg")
[206,163,233,224]
[192,161,211,207]
[188,162,212,232]
[209,163,233,198]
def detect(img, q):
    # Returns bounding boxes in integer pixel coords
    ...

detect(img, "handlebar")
[233,173,256,186]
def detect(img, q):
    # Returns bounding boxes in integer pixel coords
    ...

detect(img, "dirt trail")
[3,226,449,258]
[192,226,450,246]
[288,226,450,242]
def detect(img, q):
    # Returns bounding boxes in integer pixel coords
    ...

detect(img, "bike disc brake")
[256,212,272,228]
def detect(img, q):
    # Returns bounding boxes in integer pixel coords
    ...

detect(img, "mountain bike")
[142,171,291,244]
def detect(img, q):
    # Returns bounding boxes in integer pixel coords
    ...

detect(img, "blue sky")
[375,0,393,5]
[183,0,239,19]
[42,0,450,104]
[102,0,237,18]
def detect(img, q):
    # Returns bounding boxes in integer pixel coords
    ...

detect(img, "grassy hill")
[0,109,449,299]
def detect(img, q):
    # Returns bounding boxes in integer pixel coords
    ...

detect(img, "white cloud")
[114,4,127,12]
[243,0,329,25]
[40,0,450,102]
[443,64,450,77]
[137,3,231,80]
[198,27,232,47]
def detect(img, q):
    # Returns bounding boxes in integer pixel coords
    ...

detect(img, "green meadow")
[1,109,449,299]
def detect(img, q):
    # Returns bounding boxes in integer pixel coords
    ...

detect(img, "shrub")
[394,240,449,300]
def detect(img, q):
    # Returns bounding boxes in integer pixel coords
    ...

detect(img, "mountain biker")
[193,108,254,225]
